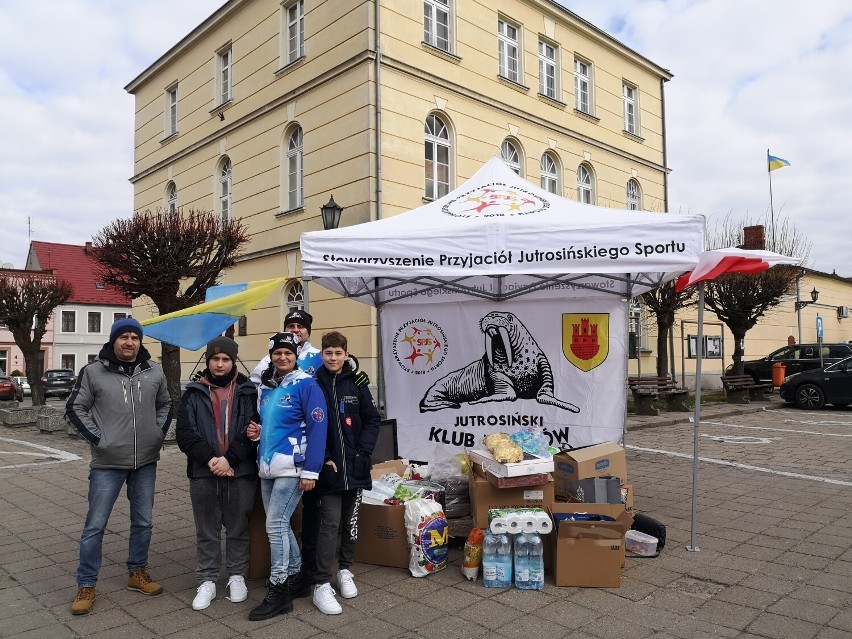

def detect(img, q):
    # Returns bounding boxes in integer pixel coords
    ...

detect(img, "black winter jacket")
[175,373,259,479]
[314,363,381,495]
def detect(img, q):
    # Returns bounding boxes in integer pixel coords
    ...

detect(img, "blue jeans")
[260,477,303,585]
[76,463,157,588]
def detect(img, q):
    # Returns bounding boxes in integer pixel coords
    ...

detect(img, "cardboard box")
[549,503,633,588]
[559,476,621,504]
[553,442,627,500]
[469,470,554,529]
[467,448,554,478]
[486,471,550,489]
[354,460,410,569]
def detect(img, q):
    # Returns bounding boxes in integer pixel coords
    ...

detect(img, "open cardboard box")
[549,502,633,587]
[553,442,627,501]
[467,448,554,478]
[468,462,554,529]
[354,460,410,569]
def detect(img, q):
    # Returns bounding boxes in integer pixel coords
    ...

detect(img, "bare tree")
[640,281,697,377]
[704,215,810,376]
[0,272,72,405]
[92,210,251,410]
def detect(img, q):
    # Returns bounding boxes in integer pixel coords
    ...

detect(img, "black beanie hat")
[284,309,313,334]
[269,332,300,356]
[109,317,143,344]
[205,336,238,366]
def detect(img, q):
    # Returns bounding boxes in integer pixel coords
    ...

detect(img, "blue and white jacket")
[257,369,328,480]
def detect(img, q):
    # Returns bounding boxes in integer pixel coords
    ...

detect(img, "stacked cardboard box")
[354,460,410,568]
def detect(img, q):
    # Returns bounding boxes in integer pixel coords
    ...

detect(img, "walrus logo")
[419,311,579,413]
[392,319,447,375]
[562,313,609,372]
[442,182,549,218]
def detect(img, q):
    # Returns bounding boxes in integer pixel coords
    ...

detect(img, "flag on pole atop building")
[767,153,791,172]
[141,277,286,350]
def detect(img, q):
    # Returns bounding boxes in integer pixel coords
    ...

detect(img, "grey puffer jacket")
[66,345,172,469]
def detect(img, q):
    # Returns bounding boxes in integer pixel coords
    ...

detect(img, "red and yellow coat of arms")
[562,313,609,372]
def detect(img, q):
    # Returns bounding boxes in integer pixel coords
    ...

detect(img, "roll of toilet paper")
[505,512,524,534]
[534,511,553,535]
[522,515,538,534]
[489,517,510,534]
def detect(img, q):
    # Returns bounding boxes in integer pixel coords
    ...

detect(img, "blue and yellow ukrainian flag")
[767,154,791,172]
[141,277,286,350]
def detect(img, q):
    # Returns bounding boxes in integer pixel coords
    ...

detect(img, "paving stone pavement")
[0,399,850,638]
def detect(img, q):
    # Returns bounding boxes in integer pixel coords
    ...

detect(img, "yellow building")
[125,0,673,379]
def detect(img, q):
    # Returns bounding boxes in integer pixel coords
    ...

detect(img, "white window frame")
[219,158,232,223]
[218,46,232,105]
[425,114,451,200]
[627,179,641,210]
[501,139,521,176]
[61,354,76,372]
[538,40,558,99]
[424,0,451,52]
[87,312,102,334]
[498,18,521,83]
[286,280,305,311]
[574,56,593,114]
[167,182,177,214]
[61,310,76,333]
[577,163,594,204]
[283,0,304,65]
[540,153,559,194]
[166,84,178,136]
[287,127,304,210]
[623,82,639,135]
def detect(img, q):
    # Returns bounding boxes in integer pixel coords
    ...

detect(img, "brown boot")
[127,568,163,596]
[71,587,96,615]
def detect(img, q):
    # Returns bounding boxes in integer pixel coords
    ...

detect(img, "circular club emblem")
[442,182,548,218]
[311,407,324,422]
[392,319,447,375]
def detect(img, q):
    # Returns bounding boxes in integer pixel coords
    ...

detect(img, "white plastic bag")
[404,498,449,577]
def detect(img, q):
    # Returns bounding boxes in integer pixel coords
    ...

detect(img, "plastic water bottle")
[482,529,499,588]
[514,533,530,589]
[495,533,513,588]
[527,533,545,591]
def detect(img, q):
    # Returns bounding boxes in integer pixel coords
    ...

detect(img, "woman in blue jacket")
[247,332,327,621]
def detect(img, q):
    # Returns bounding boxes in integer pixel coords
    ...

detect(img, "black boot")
[249,579,293,621]
[288,571,311,599]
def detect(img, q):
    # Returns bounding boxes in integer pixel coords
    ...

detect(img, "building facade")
[26,242,132,372]
[125,0,673,379]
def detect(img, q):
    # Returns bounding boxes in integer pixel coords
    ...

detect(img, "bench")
[627,376,690,416]
[720,374,772,404]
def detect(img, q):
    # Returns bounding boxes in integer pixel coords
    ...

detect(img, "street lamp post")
[795,285,819,344]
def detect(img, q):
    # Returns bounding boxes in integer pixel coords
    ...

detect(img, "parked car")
[779,355,852,409]
[12,376,31,397]
[729,343,852,383]
[0,375,23,402]
[41,368,77,398]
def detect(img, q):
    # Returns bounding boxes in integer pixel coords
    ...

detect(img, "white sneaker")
[192,581,216,610]
[312,582,342,615]
[336,569,358,599]
[227,575,247,603]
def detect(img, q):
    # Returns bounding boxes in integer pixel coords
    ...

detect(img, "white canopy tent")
[300,157,798,549]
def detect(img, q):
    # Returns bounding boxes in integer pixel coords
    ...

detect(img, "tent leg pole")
[687,282,704,553]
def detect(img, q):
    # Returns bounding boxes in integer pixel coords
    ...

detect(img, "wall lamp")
[320,195,344,230]
[795,287,819,311]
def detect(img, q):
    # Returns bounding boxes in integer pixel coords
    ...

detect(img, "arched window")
[577,163,594,204]
[286,280,305,311]
[425,114,450,200]
[166,182,177,214]
[540,153,559,194]
[626,179,641,211]
[219,158,232,223]
[287,127,303,210]
[501,140,521,175]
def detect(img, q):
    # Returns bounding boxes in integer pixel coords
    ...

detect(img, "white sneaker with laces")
[192,581,216,610]
[312,582,342,615]
[227,575,247,603]
[336,569,358,599]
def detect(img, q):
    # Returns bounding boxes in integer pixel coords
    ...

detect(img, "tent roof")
[301,157,706,305]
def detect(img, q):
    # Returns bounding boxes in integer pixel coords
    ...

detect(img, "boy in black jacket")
[176,336,259,611]
[302,331,381,615]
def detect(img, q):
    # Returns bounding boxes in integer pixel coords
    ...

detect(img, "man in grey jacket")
[66,318,172,615]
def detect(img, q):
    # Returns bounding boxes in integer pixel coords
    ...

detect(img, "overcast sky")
[1,1,850,276]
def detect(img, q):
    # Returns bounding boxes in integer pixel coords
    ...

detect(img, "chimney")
[742,225,765,251]
[85,241,93,255]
